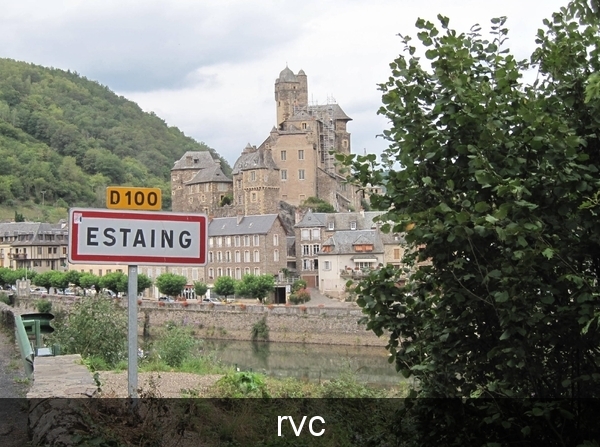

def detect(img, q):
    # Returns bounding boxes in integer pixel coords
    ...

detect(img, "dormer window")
[350,221,357,230]
[328,222,334,231]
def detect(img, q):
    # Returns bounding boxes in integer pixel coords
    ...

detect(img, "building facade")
[172,66,362,218]
[0,222,69,273]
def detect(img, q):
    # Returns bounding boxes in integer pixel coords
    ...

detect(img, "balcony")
[340,268,374,279]
[9,253,27,260]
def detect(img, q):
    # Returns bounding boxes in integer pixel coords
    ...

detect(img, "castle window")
[273,234,279,246]
[253,235,260,246]
[252,192,257,202]
[235,236,240,247]
[342,139,348,149]
[254,250,260,262]
[209,237,214,247]
[254,268,260,275]
[217,252,222,262]
[208,252,214,263]
[226,251,231,262]
[235,251,241,262]
[274,249,279,262]
[302,123,307,130]
[236,268,241,279]
[298,150,304,160]
[208,268,214,279]
[251,171,256,181]
[244,251,250,262]
[298,169,305,180]
[281,150,287,161]
[281,170,287,180]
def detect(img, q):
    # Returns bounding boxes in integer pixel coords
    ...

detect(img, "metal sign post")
[127,265,138,398]
[67,206,208,401]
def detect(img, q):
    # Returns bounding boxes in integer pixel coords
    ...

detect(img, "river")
[198,339,405,388]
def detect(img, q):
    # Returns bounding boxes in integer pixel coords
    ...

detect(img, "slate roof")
[209,214,279,236]
[0,222,68,246]
[276,66,298,83]
[325,212,385,231]
[294,210,327,228]
[309,103,352,121]
[232,145,279,174]
[172,151,216,170]
[320,230,384,256]
[185,164,232,185]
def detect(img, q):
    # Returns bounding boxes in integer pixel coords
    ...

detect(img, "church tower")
[274,67,308,128]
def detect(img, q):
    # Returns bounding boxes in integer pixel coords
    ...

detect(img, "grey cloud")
[0,3,303,92]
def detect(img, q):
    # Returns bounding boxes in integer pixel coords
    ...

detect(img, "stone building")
[172,66,362,218]
[171,151,232,213]
[0,222,69,273]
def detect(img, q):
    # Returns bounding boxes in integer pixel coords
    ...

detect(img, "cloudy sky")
[2,0,568,167]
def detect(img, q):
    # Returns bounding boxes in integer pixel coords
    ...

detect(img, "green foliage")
[213,276,236,297]
[216,371,270,398]
[98,271,126,295]
[32,270,54,290]
[235,274,274,303]
[155,272,187,298]
[0,293,10,305]
[320,371,386,398]
[64,269,81,287]
[341,2,600,444]
[299,196,335,213]
[0,58,231,209]
[78,273,100,293]
[291,279,306,292]
[154,324,196,368]
[193,281,208,297]
[251,317,269,341]
[35,299,52,313]
[14,211,24,222]
[49,296,127,367]
[288,288,310,305]
[48,270,68,291]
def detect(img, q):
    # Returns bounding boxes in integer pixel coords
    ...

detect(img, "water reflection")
[202,339,404,388]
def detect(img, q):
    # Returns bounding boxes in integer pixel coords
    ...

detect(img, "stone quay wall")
[16,296,386,347]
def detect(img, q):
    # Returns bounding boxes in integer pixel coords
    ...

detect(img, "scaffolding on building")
[308,95,336,175]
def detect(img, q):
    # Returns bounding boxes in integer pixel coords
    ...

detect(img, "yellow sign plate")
[106,187,162,211]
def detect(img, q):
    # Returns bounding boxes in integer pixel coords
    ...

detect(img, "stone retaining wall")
[16,296,386,346]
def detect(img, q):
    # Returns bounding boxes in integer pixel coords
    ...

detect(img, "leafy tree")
[14,211,24,222]
[49,271,69,292]
[155,272,187,298]
[235,274,275,303]
[33,271,54,291]
[154,324,196,368]
[341,2,600,444]
[78,273,100,294]
[64,270,81,288]
[49,296,127,367]
[193,281,208,297]
[213,276,236,298]
[118,272,153,295]
[98,272,126,295]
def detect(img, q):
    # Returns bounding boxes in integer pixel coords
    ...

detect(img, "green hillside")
[0,58,230,214]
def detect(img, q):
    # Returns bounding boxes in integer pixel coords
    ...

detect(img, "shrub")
[35,299,52,313]
[251,317,269,341]
[0,293,10,305]
[154,324,196,368]
[292,279,307,292]
[49,296,127,368]
[289,288,310,305]
[216,371,270,398]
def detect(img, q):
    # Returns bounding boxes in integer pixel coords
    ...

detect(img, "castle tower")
[274,66,308,128]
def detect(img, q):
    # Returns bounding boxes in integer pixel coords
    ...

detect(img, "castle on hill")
[171,66,362,218]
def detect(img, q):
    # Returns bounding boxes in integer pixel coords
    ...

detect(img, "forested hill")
[0,58,231,210]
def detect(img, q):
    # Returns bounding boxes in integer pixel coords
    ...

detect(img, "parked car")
[63,288,76,296]
[202,297,223,304]
[158,296,175,303]
[30,287,48,294]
